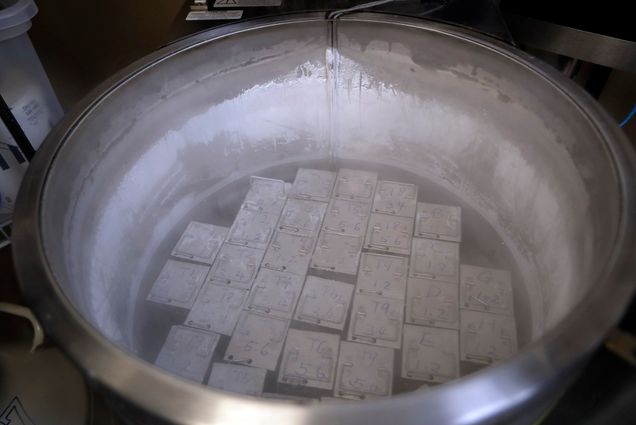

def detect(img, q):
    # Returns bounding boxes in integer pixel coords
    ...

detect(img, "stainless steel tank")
[12,12,636,425]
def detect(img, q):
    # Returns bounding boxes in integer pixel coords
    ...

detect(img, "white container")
[1,0,63,224]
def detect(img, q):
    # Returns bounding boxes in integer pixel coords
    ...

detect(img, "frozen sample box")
[460,310,518,365]
[278,198,327,237]
[246,268,305,319]
[348,294,404,349]
[460,264,514,316]
[155,325,220,383]
[207,363,267,397]
[294,276,354,331]
[401,324,459,384]
[224,311,289,371]
[262,230,316,276]
[410,238,460,283]
[372,181,417,218]
[147,260,209,309]
[322,198,371,238]
[171,222,228,264]
[333,168,378,202]
[364,213,414,256]
[311,231,363,275]
[356,253,407,300]
[278,329,340,390]
[334,341,394,399]
[405,277,459,329]
[414,202,461,242]
[289,168,337,203]
[242,176,287,214]
[207,244,265,289]
[185,283,248,335]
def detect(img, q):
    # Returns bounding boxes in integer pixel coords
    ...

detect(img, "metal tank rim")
[11,11,636,425]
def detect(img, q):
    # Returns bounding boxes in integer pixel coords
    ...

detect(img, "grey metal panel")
[506,14,636,73]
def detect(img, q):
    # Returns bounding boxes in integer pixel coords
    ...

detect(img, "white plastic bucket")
[0,0,62,225]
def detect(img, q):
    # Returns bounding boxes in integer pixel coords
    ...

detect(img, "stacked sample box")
[459,265,517,366]
[401,202,462,385]
[147,222,228,310]
[311,169,376,275]
[221,177,293,378]
[146,168,519,400]
[150,177,290,391]
[223,170,337,391]
[346,181,416,352]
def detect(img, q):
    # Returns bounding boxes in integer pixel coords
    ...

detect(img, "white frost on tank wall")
[83,64,329,347]
[327,52,590,336]
[169,61,328,157]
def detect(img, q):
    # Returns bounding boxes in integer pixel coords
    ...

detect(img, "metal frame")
[11,11,636,425]
[505,13,636,74]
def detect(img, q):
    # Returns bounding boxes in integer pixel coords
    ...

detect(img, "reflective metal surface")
[506,13,636,73]
[12,12,636,425]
